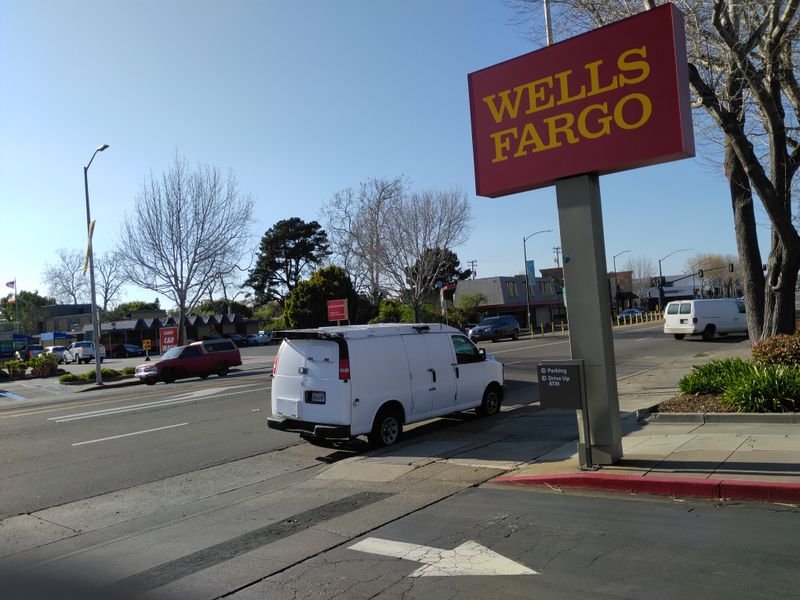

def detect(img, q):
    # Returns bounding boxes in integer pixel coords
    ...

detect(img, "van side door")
[402,334,457,417]
[402,335,433,418]
[450,335,485,408]
[423,334,458,414]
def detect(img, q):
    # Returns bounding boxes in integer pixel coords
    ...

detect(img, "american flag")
[5,280,14,288]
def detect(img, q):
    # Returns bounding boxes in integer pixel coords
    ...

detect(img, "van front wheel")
[673,334,685,340]
[477,385,502,416]
[368,406,403,448]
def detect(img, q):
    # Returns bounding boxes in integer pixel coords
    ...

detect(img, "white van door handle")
[428,368,436,383]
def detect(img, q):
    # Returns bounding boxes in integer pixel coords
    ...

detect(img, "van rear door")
[272,339,348,425]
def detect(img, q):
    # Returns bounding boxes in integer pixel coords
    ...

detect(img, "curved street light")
[84,144,110,385]
[658,248,692,310]
[523,229,554,333]
[612,250,631,313]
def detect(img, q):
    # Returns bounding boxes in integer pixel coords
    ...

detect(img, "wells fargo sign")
[468,4,694,198]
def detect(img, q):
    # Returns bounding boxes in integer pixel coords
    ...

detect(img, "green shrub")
[122,366,135,375]
[2,359,26,376]
[59,373,78,383]
[721,364,800,412]
[79,368,121,381]
[752,334,800,366]
[677,358,752,395]
[27,353,57,369]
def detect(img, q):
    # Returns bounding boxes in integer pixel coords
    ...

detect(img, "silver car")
[42,345,74,364]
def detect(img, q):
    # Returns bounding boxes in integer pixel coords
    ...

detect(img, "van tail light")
[692,317,698,324]
[339,358,350,380]
[272,354,279,376]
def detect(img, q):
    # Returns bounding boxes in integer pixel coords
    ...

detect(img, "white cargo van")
[663,298,748,340]
[268,323,505,447]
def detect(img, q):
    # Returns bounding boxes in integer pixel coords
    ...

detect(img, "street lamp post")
[611,250,631,313]
[657,248,692,311]
[84,144,109,386]
[523,229,553,334]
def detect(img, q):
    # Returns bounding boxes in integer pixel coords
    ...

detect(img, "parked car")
[107,343,146,358]
[67,341,106,364]
[268,323,504,448]
[618,308,645,321]
[223,333,247,347]
[16,344,44,360]
[245,333,269,346]
[42,345,74,364]
[468,316,520,342]
[134,339,242,384]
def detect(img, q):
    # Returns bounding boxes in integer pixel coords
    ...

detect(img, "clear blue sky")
[0,0,770,308]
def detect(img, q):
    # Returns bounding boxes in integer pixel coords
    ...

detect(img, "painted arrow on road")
[348,537,537,577]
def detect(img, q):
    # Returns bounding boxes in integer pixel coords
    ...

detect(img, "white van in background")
[663,298,748,340]
[268,323,505,448]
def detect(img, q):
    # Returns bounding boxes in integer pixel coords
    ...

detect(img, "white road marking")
[72,422,188,446]
[349,537,538,577]
[49,385,271,423]
[488,340,570,355]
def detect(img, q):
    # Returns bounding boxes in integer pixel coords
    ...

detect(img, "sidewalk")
[492,343,800,504]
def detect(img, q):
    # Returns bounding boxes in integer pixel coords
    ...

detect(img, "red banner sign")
[159,326,179,353]
[468,4,694,198]
[327,299,348,322]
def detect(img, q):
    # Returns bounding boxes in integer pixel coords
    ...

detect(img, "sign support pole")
[556,174,622,465]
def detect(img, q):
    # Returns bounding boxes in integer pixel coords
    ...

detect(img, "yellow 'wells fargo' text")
[481,47,652,162]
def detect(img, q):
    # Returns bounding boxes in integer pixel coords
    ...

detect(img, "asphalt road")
[0,327,751,519]
[236,487,798,600]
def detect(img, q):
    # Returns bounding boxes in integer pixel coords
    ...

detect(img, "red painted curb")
[491,473,800,503]
[720,480,800,504]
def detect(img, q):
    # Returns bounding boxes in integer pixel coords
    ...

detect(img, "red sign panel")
[327,299,348,322]
[468,4,694,198]
[159,326,179,353]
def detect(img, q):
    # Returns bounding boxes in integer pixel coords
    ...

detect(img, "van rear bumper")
[664,326,696,335]
[267,416,351,439]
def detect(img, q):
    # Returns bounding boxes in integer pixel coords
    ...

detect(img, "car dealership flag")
[4,280,13,288]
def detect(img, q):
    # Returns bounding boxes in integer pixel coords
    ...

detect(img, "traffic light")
[698,269,704,278]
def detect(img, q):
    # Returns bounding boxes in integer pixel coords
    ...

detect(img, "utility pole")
[467,260,477,279]
[553,246,562,268]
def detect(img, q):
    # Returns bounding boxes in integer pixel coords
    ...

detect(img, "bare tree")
[623,254,656,302]
[381,188,473,320]
[506,0,800,340]
[94,251,127,312]
[42,248,89,304]
[118,153,255,343]
[321,177,405,306]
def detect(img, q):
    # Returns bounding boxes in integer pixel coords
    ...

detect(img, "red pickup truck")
[134,339,242,384]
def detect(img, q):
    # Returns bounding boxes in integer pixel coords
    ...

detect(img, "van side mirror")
[479,348,486,360]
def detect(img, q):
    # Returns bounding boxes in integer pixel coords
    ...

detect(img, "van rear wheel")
[673,334,685,340]
[702,326,716,341]
[368,406,403,448]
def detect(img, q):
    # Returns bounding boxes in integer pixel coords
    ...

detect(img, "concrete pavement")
[492,343,800,503]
